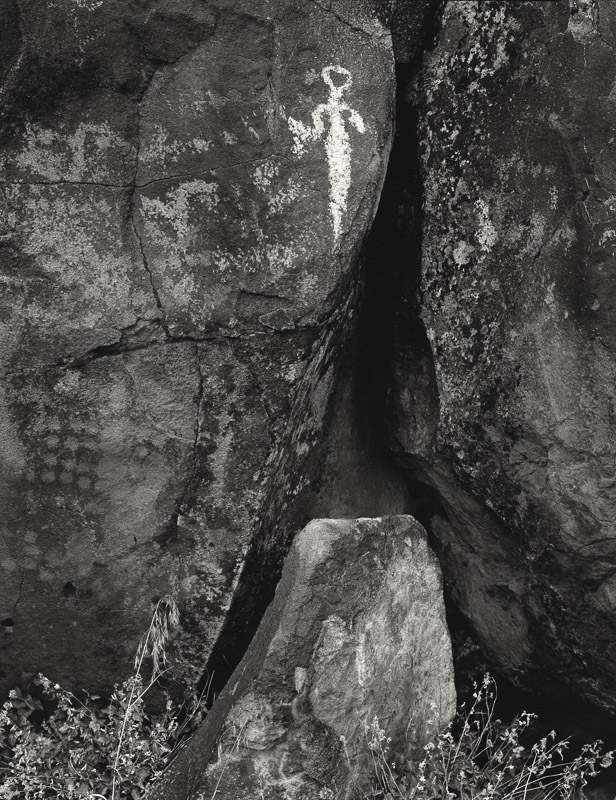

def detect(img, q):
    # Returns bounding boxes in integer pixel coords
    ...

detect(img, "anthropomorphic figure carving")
[288,66,365,240]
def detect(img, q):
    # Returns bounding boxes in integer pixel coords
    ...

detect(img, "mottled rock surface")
[149,516,455,800]
[390,0,616,712]
[0,0,397,693]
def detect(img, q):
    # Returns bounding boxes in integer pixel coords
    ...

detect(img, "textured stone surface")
[390,0,616,713]
[149,516,455,800]
[0,0,397,693]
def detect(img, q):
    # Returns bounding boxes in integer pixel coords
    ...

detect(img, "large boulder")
[390,0,616,713]
[0,0,400,694]
[149,516,455,800]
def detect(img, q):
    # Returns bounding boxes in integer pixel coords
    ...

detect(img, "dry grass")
[364,675,614,800]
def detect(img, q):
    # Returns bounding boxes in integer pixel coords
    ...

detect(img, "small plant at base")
[0,595,204,799]
[109,596,180,800]
[365,674,614,800]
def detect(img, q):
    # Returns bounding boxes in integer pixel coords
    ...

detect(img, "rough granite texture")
[0,0,396,693]
[148,516,455,800]
[392,0,616,712]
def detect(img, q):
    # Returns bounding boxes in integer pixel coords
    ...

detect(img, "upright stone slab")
[149,516,455,800]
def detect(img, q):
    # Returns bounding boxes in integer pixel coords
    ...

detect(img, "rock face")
[388,0,616,713]
[149,516,455,800]
[9,0,616,761]
[0,0,398,693]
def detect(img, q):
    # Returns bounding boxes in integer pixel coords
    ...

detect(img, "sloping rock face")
[390,1,616,712]
[149,516,455,800]
[0,0,398,694]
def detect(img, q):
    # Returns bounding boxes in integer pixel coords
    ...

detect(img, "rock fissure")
[2,321,345,378]
[130,204,170,339]
[134,154,282,188]
[0,157,282,190]
[306,0,374,38]
[238,288,290,303]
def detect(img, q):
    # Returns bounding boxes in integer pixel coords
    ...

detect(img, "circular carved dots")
[63,581,78,599]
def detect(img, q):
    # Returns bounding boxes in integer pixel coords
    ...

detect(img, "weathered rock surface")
[149,516,455,800]
[389,0,616,713]
[0,0,400,693]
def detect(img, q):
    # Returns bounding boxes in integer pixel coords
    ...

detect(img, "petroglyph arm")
[287,116,314,155]
[311,104,327,138]
[287,104,328,155]
[345,106,365,134]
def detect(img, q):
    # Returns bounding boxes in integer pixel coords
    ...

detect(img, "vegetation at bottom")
[0,596,206,800]
[364,674,614,800]
[0,601,613,800]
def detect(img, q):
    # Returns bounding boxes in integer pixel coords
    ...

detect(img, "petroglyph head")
[322,66,352,97]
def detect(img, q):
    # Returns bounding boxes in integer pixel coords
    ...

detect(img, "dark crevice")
[397,461,616,786]
[2,323,337,379]
[237,288,290,303]
[356,60,438,462]
[54,319,168,369]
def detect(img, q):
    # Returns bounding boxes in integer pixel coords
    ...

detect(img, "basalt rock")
[389,0,616,714]
[148,516,455,800]
[0,0,402,694]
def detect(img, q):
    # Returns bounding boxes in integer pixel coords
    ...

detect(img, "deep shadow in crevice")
[356,62,433,450]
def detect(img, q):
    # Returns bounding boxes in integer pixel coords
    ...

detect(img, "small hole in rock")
[63,581,77,599]
[1,617,14,628]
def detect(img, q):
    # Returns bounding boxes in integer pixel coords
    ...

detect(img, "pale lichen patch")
[140,126,213,170]
[140,180,219,244]
[453,240,475,267]
[5,121,134,183]
[475,199,498,254]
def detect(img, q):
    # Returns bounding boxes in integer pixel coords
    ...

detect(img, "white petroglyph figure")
[288,65,365,240]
